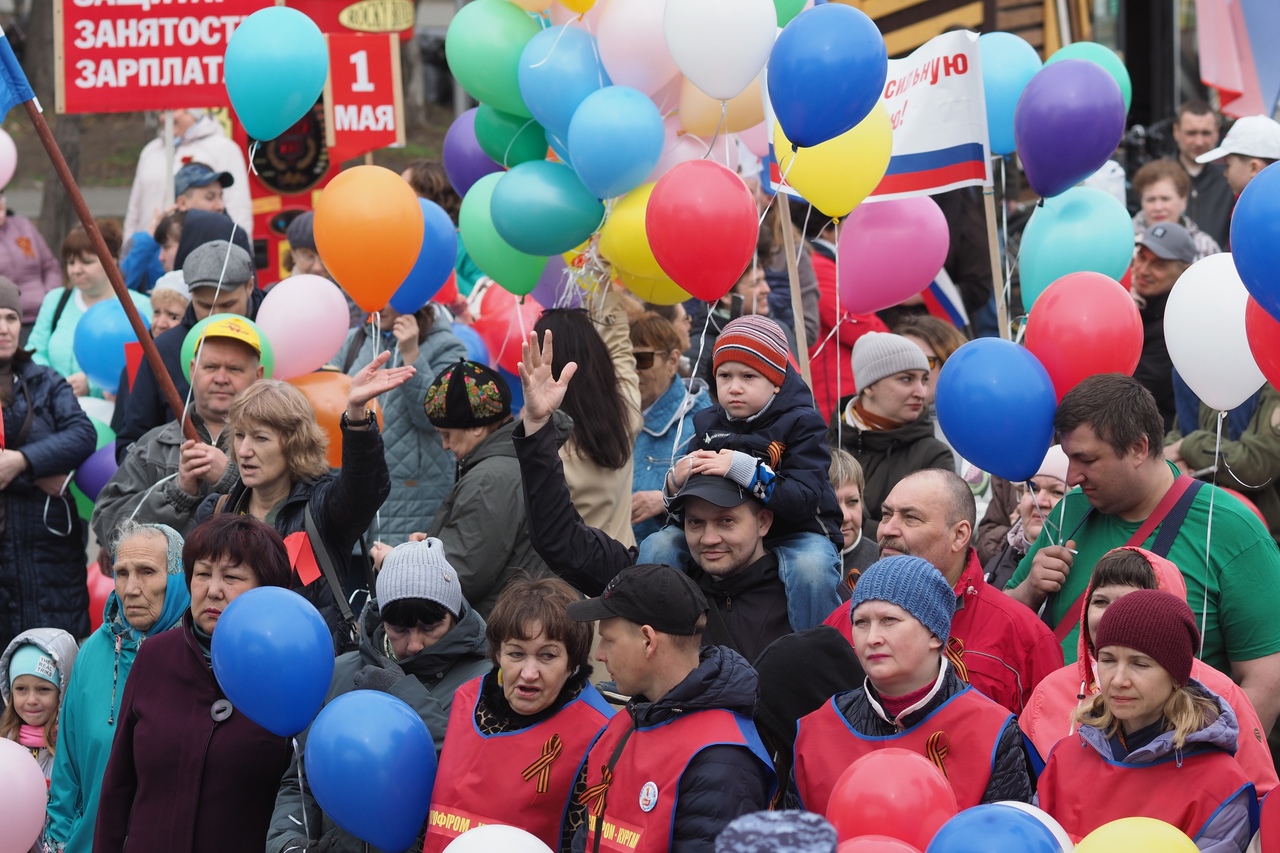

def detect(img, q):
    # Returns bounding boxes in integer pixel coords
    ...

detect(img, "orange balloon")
[315,165,424,313]
[678,75,765,137]
[288,371,383,469]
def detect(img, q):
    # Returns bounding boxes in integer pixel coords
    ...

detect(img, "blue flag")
[0,26,34,121]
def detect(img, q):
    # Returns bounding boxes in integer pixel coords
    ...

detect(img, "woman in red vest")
[792,555,1033,816]
[424,576,615,853]
[1037,590,1256,851]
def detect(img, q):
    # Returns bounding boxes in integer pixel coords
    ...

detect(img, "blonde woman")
[1037,590,1256,851]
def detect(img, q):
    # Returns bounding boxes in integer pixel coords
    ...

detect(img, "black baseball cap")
[669,474,754,514]
[566,564,709,635]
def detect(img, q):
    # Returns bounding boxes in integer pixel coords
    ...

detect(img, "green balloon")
[71,483,94,523]
[475,105,549,168]
[459,173,549,296]
[773,0,805,27]
[180,314,275,383]
[445,0,540,118]
[1045,42,1132,112]
[89,417,114,449]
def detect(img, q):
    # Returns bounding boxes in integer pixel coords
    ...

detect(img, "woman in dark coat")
[0,277,97,650]
[94,515,296,853]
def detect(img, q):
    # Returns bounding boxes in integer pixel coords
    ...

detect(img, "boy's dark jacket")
[690,366,843,550]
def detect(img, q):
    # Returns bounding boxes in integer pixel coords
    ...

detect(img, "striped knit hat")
[713,316,789,387]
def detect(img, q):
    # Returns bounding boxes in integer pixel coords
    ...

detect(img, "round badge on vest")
[639,781,659,813]
[211,699,233,722]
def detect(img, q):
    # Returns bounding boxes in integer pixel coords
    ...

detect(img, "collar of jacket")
[643,377,708,438]
[864,656,951,729]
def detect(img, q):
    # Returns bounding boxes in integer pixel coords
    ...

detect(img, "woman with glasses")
[628,313,713,542]
[0,277,97,651]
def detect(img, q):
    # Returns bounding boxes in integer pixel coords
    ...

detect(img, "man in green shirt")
[1006,374,1280,732]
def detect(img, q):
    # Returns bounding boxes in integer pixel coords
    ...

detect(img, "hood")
[630,645,759,728]
[1078,680,1240,762]
[643,376,711,440]
[458,417,520,473]
[358,598,490,677]
[173,209,256,275]
[1075,547,1187,693]
[176,115,223,146]
[0,628,80,707]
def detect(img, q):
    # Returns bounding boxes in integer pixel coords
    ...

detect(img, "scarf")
[879,682,936,720]
[18,723,46,748]
[852,399,906,431]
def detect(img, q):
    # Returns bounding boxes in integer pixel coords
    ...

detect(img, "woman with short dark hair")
[94,515,296,853]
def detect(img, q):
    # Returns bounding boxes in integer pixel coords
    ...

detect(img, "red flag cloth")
[124,342,144,391]
[282,531,322,586]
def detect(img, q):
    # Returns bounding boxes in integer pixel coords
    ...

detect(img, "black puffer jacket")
[195,422,389,641]
[571,646,775,853]
[827,664,1034,805]
[0,355,97,648]
[827,395,956,531]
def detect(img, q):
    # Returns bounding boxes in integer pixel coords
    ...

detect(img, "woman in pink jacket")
[1019,545,1277,795]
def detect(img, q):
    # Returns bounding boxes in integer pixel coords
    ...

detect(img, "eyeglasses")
[634,351,660,369]
[925,355,941,370]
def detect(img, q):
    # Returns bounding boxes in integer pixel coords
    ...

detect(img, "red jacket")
[806,246,888,422]
[823,549,1062,714]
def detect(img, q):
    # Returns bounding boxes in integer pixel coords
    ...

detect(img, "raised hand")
[348,351,416,420]
[517,329,577,435]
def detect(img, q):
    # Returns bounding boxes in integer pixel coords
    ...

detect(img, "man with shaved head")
[823,468,1063,714]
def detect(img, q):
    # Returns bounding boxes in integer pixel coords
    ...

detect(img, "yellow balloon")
[599,183,665,280]
[1074,818,1198,853]
[773,104,893,218]
[620,271,693,306]
[678,76,765,137]
[559,0,596,11]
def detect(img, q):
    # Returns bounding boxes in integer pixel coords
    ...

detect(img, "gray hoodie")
[2,627,80,780]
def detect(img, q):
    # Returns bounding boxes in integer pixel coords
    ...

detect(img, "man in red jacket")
[823,468,1062,713]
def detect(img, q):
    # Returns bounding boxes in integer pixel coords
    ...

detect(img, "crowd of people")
[2,97,1280,853]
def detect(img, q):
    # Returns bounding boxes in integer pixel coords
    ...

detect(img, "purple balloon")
[1014,59,1126,199]
[443,108,503,197]
[74,444,119,502]
[528,255,583,309]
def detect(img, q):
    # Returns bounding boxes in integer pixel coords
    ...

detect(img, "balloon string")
[1201,412,1225,657]
[999,156,1013,291]
[796,203,813,270]
[758,152,799,229]
[503,119,539,168]
[670,308,717,469]
[247,141,259,177]
[833,217,842,450]
[528,22,574,69]
[702,101,727,160]
[294,738,310,841]
[182,222,241,427]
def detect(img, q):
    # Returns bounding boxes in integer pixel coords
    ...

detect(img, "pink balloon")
[652,74,684,115]
[0,739,46,853]
[648,116,707,182]
[255,274,353,380]
[739,121,770,158]
[837,197,950,314]
[0,129,15,191]
[597,0,680,96]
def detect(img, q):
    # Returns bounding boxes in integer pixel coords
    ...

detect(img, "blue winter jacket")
[633,376,712,543]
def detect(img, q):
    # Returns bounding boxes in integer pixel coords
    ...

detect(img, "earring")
[497,670,504,687]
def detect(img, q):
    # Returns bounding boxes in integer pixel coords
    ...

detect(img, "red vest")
[1038,733,1257,843]
[423,677,615,852]
[580,708,774,853]
[794,686,1011,814]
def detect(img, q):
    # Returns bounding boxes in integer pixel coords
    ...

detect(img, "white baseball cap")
[1196,115,1280,164]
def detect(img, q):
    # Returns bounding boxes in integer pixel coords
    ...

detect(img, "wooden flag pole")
[983,186,1011,341]
[776,199,813,385]
[25,102,198,441]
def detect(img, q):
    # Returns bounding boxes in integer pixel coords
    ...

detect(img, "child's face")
[11,674,57,728]
[177,183,225,215]
[159,237,180,272]
[715,360,778,418]
[835,481,863,548]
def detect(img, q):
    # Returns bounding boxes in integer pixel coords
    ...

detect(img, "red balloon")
[838,837,922,853]
[87,561,113,632]
[826,748,958,848]
[1245,296,1280,389]
[1024,271,1142,401]
[431,271,460,307]
[645,160,758,302]
[472,286,544,374]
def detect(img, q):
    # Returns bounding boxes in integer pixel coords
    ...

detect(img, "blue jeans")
[637,527,842,632]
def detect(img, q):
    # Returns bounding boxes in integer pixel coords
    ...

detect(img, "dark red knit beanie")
[1093,589,1199,686]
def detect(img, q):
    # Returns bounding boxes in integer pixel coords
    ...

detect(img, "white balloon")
[441,824,554,853]
[663,0,776,101]
[1164,253,1266,411]
[78,395,116,426]
[997,800,1074,852]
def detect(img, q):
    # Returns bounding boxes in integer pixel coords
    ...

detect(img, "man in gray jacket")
[91,317,263,545]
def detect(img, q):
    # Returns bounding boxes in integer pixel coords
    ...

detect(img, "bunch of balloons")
[1230,162,1280,395]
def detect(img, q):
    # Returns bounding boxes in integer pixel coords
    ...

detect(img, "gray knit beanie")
[286,211,317,252]
[376,537,464,618]
[0,276,20,316]
[852,331,930,391]
[850,555,954,641]
[715,811,836,853]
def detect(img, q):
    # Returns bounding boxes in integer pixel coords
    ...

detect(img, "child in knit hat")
[1,628,79,791]
[637,314,844,631]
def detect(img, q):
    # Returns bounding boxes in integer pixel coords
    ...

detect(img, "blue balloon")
[1230,161,1280,322]
[499,366,525,413]
[305,691,437,852]
[224,7,329,142]
[767,4,888,148]
[568,86,664,200]
[1019,186,1134,309]
[926,804,1061,853]
[490,160,605,255]
[936,339,1056,483]
[210,588,334,737]
[452,322,491,365]
[518,26,611,147]
[73,299,148,394]
[979,33,1042,156]
[389,200,461,314]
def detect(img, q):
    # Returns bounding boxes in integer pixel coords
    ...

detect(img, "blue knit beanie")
[849,555,954,641]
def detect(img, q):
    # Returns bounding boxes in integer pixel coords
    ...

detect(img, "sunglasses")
[925,355,941,370]
[634,351,661,369]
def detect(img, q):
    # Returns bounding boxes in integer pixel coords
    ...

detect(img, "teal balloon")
[459,173,548,296]
[474,105,548,168]
[224,7,329,141]
[979,32,1042,156]
[490,161,605,255]
[1045,42,1132,112]
[1019,187,1134,310]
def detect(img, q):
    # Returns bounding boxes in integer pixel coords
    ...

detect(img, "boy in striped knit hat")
[637,315,845,632]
